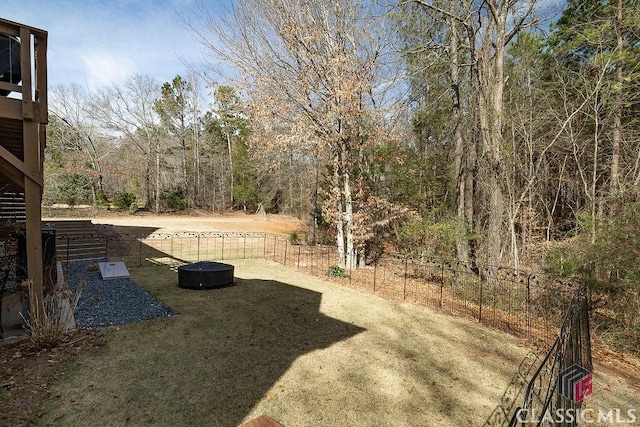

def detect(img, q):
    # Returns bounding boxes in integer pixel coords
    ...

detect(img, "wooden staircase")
[0,191,25,222]
[46,220,107,261]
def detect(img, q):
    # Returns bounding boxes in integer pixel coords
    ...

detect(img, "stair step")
[47,220,110,261]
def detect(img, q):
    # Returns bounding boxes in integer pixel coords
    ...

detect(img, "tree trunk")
[450,10,469,265]
[343,159,355,270]
[181,135,188,206]
[194,132,200,205]
[469,3,507,276]
[288,151,294,213]
[591,92,600,244]
[306,152,319,245]
[145,154,151,211]
[464,133,476,266]
[507,208,519,272]
[227,132,234,207]
[155,139,161,214]
[334,149,345,267]
[611,0,623,200]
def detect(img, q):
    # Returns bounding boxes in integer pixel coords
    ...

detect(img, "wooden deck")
[1,17,48,308]
[0,116,25,190]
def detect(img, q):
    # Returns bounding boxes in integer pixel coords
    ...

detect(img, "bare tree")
[189,0,390,267]
[187,71,203,203]
[92,74,162,212]
[49,83,113,204]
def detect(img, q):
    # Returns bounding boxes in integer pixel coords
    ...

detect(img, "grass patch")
[37,260,640,426]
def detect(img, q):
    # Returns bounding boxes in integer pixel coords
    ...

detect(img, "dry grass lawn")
[36,260,639,427]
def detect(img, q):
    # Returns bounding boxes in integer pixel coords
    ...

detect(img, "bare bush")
[20,280,83,349]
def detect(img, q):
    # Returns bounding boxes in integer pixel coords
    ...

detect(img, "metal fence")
[56,231,581,346]
[484,285,592,426]
[54,230,591,426]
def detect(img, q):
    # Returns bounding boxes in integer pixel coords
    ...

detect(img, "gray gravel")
[66,259,178,328]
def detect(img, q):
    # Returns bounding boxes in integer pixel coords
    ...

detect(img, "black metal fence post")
[284,240,288,265]
[526,273,532,340]
[439,263,444,308]
[273,236,277,261]
[479,273,484,323]
[403,256,408,300]
[478,268,490,322]
[373,259,377,292]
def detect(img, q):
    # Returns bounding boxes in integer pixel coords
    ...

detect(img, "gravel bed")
[65,259,178,328]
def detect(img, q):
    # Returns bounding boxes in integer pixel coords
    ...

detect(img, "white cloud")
[2,0,208,89]
[81,51,137,88]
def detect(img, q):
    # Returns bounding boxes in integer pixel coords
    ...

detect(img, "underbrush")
[545,204,640,356]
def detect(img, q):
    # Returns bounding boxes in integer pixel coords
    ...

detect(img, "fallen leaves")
[0,330,105,425]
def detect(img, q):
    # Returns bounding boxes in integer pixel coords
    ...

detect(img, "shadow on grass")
[177,278,366,426]
[41,264,365,427]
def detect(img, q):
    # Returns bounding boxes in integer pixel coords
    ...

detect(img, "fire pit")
[178,261,234,289]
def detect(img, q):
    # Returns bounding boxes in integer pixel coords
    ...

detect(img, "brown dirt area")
[43,209,306,236]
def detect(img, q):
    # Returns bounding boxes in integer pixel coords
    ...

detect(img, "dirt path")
[44,211,306,236]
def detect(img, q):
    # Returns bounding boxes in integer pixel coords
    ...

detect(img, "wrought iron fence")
[53,230,591,426]
[484,285,591,426]
[55,231,580,346]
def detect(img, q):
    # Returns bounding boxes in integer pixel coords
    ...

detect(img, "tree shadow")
[42,270,365,427]
[154,277,366,426]
[97,223,198,266]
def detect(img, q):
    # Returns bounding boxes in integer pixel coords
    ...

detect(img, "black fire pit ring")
[178,261,234,289]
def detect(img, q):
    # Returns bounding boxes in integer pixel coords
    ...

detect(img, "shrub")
[327,265,348,278]
[288,232,300,245]
[397,216,470,259]
[96,189,109,207]
[545,203,640,352]
[129,202,139,215]
[54,173,92,206]
[113,192,136,209]
[160,185,186,211]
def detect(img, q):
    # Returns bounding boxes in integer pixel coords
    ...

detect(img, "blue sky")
[3,0,566,92]
[2,0,223,89]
